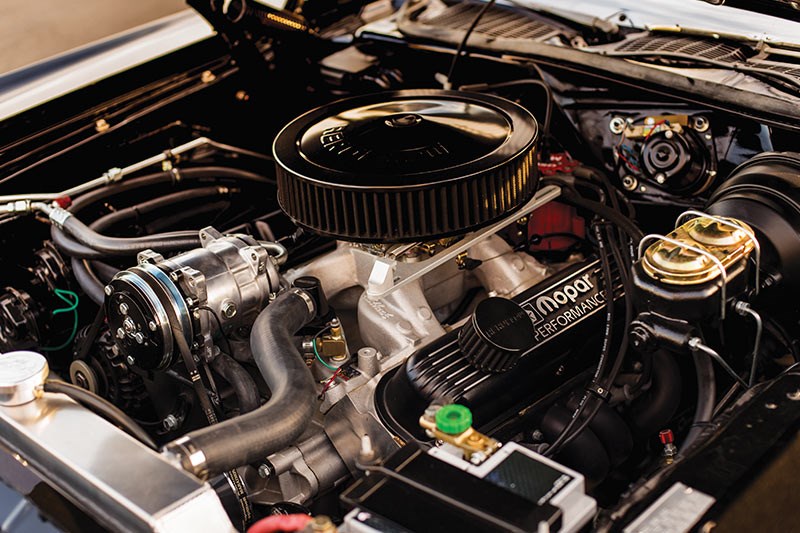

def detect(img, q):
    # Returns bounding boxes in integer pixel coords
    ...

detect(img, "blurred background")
[0,0,186,74]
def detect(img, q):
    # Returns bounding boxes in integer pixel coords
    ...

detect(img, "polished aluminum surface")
[0,391,234,532]
[0,352,48,406]
[364,184,560,299]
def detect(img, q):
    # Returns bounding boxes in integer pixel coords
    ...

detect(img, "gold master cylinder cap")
[642,216,755,285]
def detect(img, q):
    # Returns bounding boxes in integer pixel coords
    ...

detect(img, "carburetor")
[104,227,283,370]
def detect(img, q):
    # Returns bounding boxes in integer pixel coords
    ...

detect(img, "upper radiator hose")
[164,288,317,479]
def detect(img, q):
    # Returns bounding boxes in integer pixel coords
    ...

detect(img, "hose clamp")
[163,436,209,480]
[291,288,316,316]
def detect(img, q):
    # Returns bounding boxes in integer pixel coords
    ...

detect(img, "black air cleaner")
[273,89,539,242]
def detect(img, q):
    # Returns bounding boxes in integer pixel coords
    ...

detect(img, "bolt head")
[163,415,178,431]
[469,452,486,465]
[622,176,638,191]
[222,302,237,319]
[119,302,129,315]
[74,372,88,389]
[257,464,271,479]
[693,116,710,132]
[609,117,627,134]
[126,355,136,366]
[148,321,158,331]
[116,328,126,339]
[104,285,113,296]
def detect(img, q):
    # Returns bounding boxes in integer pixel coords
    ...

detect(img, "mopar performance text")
[521,262,608,348]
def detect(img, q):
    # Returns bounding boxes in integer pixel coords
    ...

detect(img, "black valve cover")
[377,257,622,441]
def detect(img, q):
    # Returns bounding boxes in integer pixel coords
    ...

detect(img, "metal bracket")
[366,185,561,300]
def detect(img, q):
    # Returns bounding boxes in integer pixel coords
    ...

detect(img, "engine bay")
[1,1,800,531]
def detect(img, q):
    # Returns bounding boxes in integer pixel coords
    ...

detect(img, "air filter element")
[273,89,539,243]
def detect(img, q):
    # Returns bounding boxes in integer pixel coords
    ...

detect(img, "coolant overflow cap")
[0,351,48,406]
[435,404,473,435]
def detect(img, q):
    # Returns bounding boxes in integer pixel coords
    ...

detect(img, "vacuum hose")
[163,289,317,479]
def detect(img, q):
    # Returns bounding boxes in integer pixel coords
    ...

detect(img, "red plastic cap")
[53,196,72,209]
[659,429,674,445]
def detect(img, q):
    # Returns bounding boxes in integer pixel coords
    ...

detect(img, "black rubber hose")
[211,353,261,414]
[52,167,266,258]
[71,257,105,305]
[90,186,231,230]
[164,289,316,478]
[681,350,716,453]
[43,380,157,450]
[89,261,120,282]
[51,225,108,259]
[442,287,482,325]
[68,167,270,214]
[51,224,198,259]
[144,201,230,234]
[65,191,233,299]
[59,215,200,256]
[628,350,682,435]
[52,185,238,260]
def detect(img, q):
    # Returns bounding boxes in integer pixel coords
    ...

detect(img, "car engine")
[1,1,800,531]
